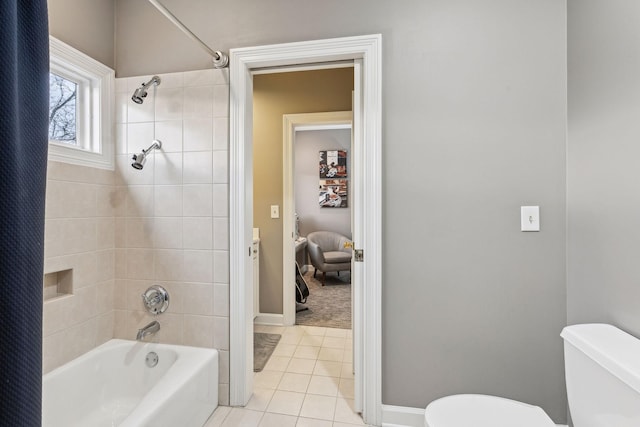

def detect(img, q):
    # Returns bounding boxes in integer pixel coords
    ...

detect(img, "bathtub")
[43,339,218,427]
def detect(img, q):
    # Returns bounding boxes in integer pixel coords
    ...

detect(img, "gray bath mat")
[254,333,281,372]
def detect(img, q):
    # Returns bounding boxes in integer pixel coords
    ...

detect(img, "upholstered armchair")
[306,231,352,285]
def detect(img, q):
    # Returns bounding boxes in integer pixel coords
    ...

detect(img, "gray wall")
[116,0,568,421]
[295,129,352,239]
[48,0,115,68]
[567,0,640,336]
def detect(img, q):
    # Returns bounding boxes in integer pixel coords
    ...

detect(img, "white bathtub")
[43,339,218,427]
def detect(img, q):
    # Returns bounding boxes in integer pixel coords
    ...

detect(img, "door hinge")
[354,249,364,262]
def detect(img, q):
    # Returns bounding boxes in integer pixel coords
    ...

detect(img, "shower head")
[131,140,162,170]
[131,75,161,104]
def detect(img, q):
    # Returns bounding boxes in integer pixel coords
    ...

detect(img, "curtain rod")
[147,0,229,68]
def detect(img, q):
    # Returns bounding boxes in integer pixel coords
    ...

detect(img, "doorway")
[228,34,382,426]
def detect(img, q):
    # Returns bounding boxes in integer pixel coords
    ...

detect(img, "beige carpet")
[295,269,351,329]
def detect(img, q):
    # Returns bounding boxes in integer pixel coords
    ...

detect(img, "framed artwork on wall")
[319,179,348,208]
[319,150,347,178]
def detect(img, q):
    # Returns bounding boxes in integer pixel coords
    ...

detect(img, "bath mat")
[254,333,281,372]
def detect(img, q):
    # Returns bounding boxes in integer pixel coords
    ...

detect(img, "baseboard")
[254,313,284,326]
[381,404,424,427]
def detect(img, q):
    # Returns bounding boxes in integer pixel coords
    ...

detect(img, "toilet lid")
[425,394,556,427]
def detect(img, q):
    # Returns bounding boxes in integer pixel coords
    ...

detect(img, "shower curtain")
[0,1,49,425]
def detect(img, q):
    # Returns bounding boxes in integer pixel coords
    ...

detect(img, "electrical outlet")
[521,206,540,231]
[270,205,280,219]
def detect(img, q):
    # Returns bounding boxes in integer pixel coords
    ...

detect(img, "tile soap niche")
[43,269,73,301]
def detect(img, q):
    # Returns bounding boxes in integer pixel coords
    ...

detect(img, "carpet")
[296,269,351,329]
[254,333,281,372]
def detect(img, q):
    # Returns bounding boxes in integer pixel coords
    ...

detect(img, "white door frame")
[282,111,353,327]
[228,34,382,425]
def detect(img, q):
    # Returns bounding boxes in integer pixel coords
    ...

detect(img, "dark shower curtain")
[0,1,49,426]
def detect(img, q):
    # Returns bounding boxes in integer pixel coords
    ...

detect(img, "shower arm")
[143,140,162,154]
[147,0,229,68]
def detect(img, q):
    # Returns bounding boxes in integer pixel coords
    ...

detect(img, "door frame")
[282,111,353,327]
[228,34,382,425]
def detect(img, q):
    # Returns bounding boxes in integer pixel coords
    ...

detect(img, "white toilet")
[424,324,640,427]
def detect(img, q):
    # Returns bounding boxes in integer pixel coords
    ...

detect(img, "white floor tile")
[294,345,321,360]
[278,372,311,393]
[302,326,327,336]
[318,347,344,362]
[266,390,305,416]
[321,337,345,349]
[334,398,364,425]
[306,375,339,397]
[299,394,336,421]
[245,388,275,412]
[254,370,284,389]
[324,328,348,338]
[258,412,298,427]
[313,360,342,378]
[263,355,291,372]
[295,417,333,427]
[338,378,355,399]
[273,343,298,357]
[287,358,317,375]
[340,363,354,379]
[299,335,324,346]
[220,408,263,427]
[203,405,231,427]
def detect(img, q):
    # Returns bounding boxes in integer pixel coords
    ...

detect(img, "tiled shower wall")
[43,162,116,374]
[42,68,231,406]
[113,69,230,404]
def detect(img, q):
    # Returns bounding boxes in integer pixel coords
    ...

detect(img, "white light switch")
[521,206,540,232]
[270,205,280,219]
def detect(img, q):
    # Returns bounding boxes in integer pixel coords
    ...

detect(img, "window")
[49,36,114,170]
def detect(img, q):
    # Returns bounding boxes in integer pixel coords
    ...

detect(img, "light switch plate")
[270,205,280,219]
[521,206,540,232]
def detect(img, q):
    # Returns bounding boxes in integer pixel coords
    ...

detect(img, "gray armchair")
[306,231,352,285]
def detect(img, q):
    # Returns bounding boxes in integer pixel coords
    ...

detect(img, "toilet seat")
[425,394,556,427]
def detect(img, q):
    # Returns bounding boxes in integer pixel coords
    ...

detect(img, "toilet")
[424,324,640,427]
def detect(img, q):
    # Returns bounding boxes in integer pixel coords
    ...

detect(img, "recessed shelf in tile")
[43,269,73,301]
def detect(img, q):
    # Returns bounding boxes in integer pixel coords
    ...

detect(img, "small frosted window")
[48,73,78,145]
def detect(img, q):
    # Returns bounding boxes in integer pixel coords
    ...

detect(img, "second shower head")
[132,140,162,170]
[131,75,161,104]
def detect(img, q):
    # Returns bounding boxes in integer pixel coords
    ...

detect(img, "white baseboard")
[253,313,284,326]
[381,404,424,427]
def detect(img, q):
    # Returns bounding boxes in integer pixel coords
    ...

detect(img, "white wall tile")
[213,217,229,250]
[213,250,229,283]
[126,186,155,217]
[183,217,213,249]
[127,122,155,156]
[157,71,183,89]
[127,95,154,123]
[213,315,229,350]
[155,120,183,153]
[125,217,154,248]
[154,152,183,185]
[213,283,229,316]
[184,315,214,347]
[212,150,228,184]
[184,118,213,151]
[184,86,213,118]
[213,118,228,150]
[153,217,183,249]
[115,92,128,124]
[183,151,213,184]
[183,282,214,315]
[183,250,213,283]
[156,87,184,121]
[125,248,154,280]
[183,69,215,86]
[213,85,229,118]
[154,185,183,217]
[183,184,213,217]
[115,123,127,154]
[153,249,184,282]
[212,184,228,217]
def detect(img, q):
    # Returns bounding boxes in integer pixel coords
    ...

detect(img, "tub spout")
[136,321,160,341]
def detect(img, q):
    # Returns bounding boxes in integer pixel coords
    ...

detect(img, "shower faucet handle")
[141,285,170,315]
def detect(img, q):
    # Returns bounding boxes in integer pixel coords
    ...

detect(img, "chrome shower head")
[131,140,162,170]
[131,75,161,104]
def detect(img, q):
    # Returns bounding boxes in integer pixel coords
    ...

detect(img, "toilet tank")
[561,324,640,427]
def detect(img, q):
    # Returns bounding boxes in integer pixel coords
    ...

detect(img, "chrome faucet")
[136,321,160,341]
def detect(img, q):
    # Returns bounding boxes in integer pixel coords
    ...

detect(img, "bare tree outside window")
[49,73,77,144]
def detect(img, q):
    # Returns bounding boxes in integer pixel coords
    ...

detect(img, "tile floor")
[204,324,372,427]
